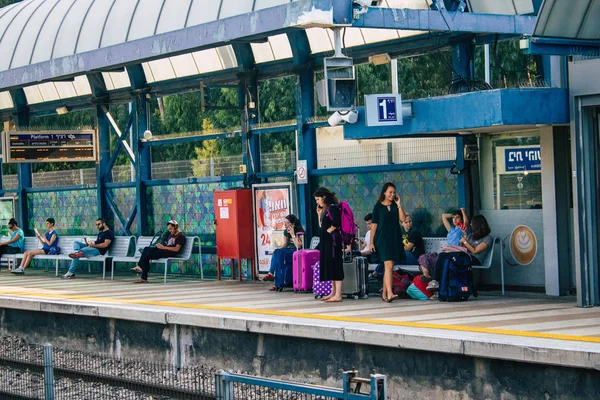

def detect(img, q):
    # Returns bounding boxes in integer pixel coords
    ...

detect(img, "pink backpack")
[328,201,356,246]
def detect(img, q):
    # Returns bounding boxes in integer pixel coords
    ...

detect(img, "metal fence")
[0,338,387,400]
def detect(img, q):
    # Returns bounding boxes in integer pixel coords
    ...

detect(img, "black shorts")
[42,248,50,254]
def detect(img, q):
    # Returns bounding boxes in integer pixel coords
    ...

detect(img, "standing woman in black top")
[370,182,406,302]
[313,187,344,302]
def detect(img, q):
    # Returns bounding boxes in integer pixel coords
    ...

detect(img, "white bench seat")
[368,236,505,295]
[111,236,201,283]
[7,236,135,279]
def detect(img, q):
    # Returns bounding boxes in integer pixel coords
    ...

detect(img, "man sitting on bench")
[130,220,186,284]
[62,218,114,280]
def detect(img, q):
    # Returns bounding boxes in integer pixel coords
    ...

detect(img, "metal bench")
[1,236,39,269]
[369,236,505,295]
[24,236,135,279]
[111,236,201,283]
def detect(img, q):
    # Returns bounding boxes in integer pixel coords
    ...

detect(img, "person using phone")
[314,187,344,303]
[262,214,305,288]
[11,218,58,275]
[62,218,114,279]
[369,182,406,303]
[130,220,185,283]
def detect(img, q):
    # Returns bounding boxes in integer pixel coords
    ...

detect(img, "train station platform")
[1,271,599,398]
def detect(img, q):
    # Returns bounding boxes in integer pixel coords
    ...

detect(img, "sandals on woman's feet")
[386,295,399,303]
[130,267,142,273]
[133,278,147,284]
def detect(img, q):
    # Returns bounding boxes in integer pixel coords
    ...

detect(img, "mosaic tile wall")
[25,169,457,278]
[318,168,459,238]
[28,190,98,235]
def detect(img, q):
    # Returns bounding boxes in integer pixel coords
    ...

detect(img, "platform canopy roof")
[0,0,537,116]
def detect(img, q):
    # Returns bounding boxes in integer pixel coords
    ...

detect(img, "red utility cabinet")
[214,189,255,281]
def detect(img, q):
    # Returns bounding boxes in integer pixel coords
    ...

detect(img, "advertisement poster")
[0,198,15,237]
[253,183,293,274]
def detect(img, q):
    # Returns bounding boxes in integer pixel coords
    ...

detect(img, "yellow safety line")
[1,289,599,344]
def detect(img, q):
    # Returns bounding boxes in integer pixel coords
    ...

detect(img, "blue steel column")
[288,31,315,235]
[88,73,113,223]
[452,40,473,209]
[233,44,259,183]
[10,89,31,233]
[127,65,151,236]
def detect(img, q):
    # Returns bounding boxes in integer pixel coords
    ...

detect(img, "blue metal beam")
[96,106,113,223]
[0,0,335,91]
[309,161,454,176]
[522,36,600,56]
[352,7,537,35]
[344,88,569,139]
[140,131,243,147]
[145,175,243,187]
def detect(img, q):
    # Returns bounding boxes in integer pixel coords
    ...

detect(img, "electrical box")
[316,56,356,111]
[214,189,256,280]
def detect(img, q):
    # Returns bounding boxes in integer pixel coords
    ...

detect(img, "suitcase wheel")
[362,294,369,299]
[278,288,283,292]
[353,295,359,300]
[314,295,321,299]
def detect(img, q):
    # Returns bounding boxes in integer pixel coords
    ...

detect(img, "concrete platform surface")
[1,272,600,370]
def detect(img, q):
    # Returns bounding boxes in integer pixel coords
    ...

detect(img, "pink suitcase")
[293,249,319,292]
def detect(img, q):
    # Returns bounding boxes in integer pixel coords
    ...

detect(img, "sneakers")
[69,251,84,259]
[262,273,275,281]
[10,266,24,275]
[62,272,76,279]
[429,292,439,300]
[426,280,439,290]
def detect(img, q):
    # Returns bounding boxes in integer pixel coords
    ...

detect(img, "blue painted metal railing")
[215,370,387,400]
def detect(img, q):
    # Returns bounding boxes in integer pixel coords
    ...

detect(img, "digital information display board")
[5,130,97,163]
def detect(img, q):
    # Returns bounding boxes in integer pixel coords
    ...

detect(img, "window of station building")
[491,133,542,210]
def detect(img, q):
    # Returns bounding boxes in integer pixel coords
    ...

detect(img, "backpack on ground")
[392,270,414,298]
[328,201,356,246]
[439,252,477,302]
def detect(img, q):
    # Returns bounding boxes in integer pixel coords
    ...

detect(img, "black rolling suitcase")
[341,254,369,300]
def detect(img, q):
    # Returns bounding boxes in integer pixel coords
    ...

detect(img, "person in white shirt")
[360,213,373,257]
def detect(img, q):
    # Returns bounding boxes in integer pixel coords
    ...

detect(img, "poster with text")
[253,183,293,274]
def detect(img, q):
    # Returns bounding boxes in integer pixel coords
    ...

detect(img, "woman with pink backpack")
[313,187,344,302]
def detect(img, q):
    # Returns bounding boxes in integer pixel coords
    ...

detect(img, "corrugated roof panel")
[217,46,238,69]
[156,0,190,34]
[269,34,293,60]
[9,0,60,69]
[37,83,60,103]
[254,0,291,11]
[142,63,156,83]
[219,0,253,19]
[0,0,42,71]
[170,54,200,78]
[100,0,138,47]
[146,58,176,82]
[306,28,333,53]
[73,76,92,96]
[251,42,275,64]
[75,0,115,53]
[185,0,220,26]
[23,85,43,104]
[0,91,14,110]
[102,71,130,90]
[127,0,163,40]
[50,0,93,59]
[535,0,600,40]
[192,49,224,73]
[55,82,77,99]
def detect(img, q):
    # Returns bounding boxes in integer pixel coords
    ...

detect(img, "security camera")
[328,110,359,127]
[353,0,383,7]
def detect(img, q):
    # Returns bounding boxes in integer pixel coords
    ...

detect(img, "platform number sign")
[365,94,403,127]
[378,97,397,122]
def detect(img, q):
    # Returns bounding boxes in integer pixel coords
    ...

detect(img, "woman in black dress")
[313,187,344,302]
[370,182,406,302]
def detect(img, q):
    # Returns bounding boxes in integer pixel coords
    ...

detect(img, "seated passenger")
[360,213,373,258]
[130,220,185,283]
[0,218,24,270]
[400,214,424,265]
[12,218,58,275]
[62,218,114,279]
[426,215,493,291]
[262,214,304,289]
[418,208,470,278]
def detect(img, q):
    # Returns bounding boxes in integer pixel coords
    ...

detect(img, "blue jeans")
[269,248,287,275]
[68,241,100,274]
[400,251,419,265]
